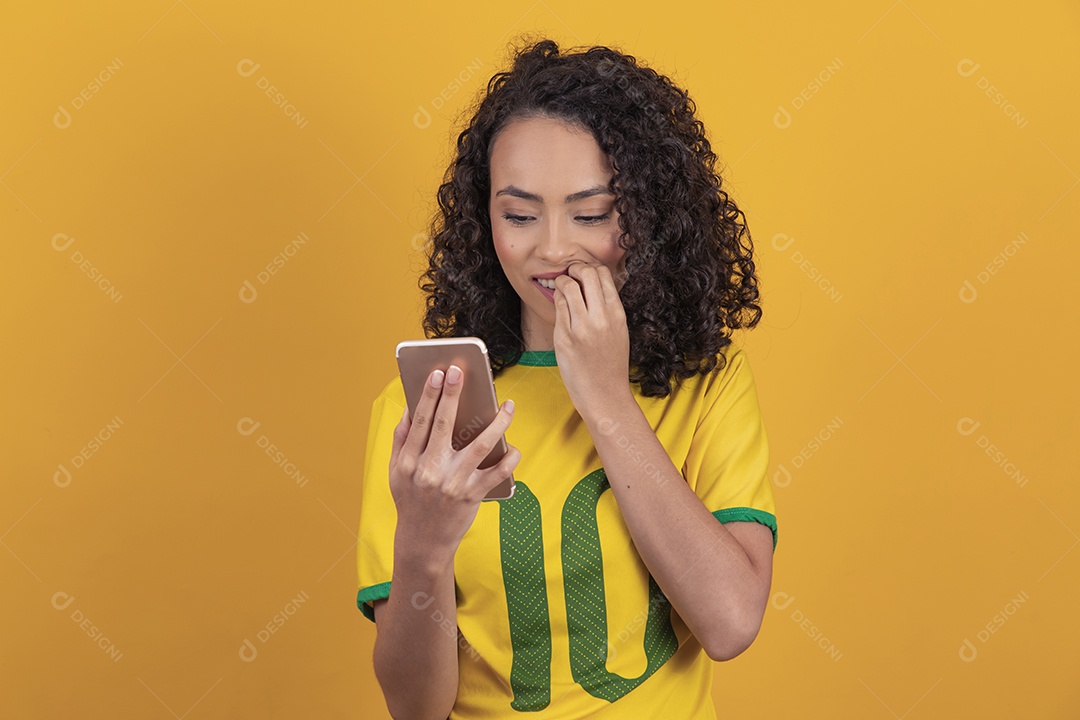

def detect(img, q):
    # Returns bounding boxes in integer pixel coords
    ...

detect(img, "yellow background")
[2,1,1077,717]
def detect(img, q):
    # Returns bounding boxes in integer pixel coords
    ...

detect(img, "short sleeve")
[682,344,778,551]
[355,376,406,621]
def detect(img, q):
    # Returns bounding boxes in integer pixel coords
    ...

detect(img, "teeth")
[536,277,557,290]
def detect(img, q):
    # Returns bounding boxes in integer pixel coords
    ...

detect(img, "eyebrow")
[494,184,614,204]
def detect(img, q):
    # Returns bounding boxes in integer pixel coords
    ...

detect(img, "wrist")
[580,387,639,429]
[393,522,458,578]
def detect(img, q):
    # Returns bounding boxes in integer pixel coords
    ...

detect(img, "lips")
[533,278,557,303]
[531,268,570,280]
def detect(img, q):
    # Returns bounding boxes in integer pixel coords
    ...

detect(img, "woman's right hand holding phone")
[388,364,521,559]
[374,363,518,720]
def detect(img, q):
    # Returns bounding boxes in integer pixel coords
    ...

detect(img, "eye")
[577,214,611,224]
[501,214,533,226]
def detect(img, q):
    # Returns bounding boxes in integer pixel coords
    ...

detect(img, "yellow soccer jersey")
[356,341,778,719]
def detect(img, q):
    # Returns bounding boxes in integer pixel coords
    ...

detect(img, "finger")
[569,263,603,309]
[463,398,516,472]
[554,279,572,337]
[401,368,445,459]
[477,443,521,495]
[426,363,464,453]
[554,273,587,325]
[597,265,620,304]
[389,403,410,465]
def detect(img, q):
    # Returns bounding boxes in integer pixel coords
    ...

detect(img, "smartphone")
[395,336,516,501]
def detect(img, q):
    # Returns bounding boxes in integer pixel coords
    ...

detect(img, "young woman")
[357,37,777,720]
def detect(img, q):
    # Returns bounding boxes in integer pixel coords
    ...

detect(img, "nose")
[536,214,576,263]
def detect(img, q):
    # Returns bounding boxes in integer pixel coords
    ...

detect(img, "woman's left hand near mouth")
[552,261,632,415]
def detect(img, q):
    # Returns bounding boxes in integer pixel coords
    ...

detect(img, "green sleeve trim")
[711,507,778,552]
[356,581,392,622]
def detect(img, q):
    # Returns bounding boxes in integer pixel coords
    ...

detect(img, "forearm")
[582,393,767,659]
[373,530,459,720]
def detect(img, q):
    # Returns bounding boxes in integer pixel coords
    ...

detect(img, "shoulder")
[673,340,762,430]
[712,339,749,372]
[694,339,756,399]
[638,340,755,417]
[375,373,405,404]
[716,339,756,382]
[366,374,406,423]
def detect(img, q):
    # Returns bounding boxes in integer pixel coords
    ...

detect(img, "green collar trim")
[517,350,558,366]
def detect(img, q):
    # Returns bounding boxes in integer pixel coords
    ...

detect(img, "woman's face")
[488,116,628,352]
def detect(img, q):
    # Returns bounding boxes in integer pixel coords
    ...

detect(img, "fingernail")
[505,399,515,413]
[431,369,444,388]
[446,365,462,384]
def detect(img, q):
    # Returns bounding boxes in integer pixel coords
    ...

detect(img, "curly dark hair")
[419,36,762,398]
